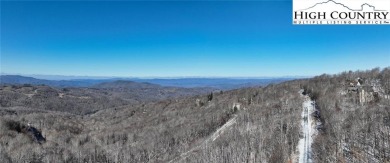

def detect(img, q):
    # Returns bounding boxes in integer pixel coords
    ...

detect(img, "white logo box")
[293,0,390,25]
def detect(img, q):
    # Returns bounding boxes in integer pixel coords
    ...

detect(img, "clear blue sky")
[1,1,389,77]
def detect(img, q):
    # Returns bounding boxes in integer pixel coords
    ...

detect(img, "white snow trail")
[297,95,317,163]
[168,115,237,163]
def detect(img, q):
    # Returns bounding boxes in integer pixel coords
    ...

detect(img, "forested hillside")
[304,68,390,162]
[0,68,388,163]
[0,81,214,115]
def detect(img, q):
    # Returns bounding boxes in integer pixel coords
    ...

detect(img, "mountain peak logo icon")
[298,0,386,11]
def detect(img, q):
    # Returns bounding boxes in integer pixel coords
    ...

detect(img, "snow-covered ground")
[297,95,318,163]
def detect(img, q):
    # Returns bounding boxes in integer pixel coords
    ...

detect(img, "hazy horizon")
[1,72,311,80]
[2,66,388,80]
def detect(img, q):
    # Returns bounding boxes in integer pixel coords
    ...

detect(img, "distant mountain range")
[0,75,297,90]
[130,78,295,90]
[0,75,110,88]
[93,80,162,89]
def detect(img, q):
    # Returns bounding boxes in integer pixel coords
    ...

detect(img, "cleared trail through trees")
[297,95,317,163]
[168,115,237,163]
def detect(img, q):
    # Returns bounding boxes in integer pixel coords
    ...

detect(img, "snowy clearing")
[297,94,318,163]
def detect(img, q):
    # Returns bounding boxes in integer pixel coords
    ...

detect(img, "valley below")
[0,68,389,163]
